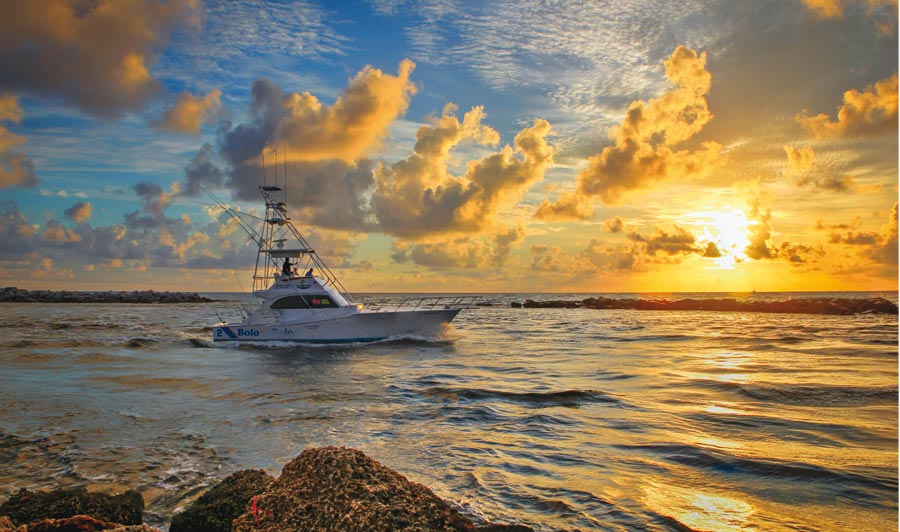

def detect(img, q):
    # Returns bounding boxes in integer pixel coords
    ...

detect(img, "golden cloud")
[797,74,898,138]
[374,106,553,237]
[274,60,418,162]
[392,226,525,269]
[0,93,36,189]
[826,202,898,265]
[0,0,198,117]
[802,0,844,18]
[0,93,22,122]
[63,201,93,223]
[784,145,817,174]
[535,46,722,221]
[155,89,222,134]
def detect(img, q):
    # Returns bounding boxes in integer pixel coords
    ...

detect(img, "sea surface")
[0,291,897,531]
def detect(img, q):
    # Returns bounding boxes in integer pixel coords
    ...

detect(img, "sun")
[694,209,751,269]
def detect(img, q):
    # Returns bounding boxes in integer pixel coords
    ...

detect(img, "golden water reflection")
[643,482,757,532]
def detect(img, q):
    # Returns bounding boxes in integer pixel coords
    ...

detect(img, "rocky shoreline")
[511,296,898,315]
[0,287,214,304]
[0,447,532,532]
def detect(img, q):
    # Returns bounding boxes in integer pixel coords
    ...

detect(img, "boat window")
[271,295,338,309]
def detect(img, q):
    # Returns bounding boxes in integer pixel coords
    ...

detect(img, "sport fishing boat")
[211,185,474,343]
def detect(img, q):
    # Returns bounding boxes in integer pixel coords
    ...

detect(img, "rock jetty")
[0,287,213,304]
[515,296,898,315]
[0,447,533,532]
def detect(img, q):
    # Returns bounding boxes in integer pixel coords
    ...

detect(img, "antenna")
[261,151,266,186]
[282,113,288,203]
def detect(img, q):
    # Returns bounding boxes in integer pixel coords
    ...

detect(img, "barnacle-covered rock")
[0,488,143,528]
[169,469,274,532]
[232,447,532,532]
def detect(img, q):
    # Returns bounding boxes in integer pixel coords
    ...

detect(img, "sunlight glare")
[696,209,751,269]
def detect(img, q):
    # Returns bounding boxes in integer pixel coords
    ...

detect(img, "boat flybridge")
[212,185,475,343]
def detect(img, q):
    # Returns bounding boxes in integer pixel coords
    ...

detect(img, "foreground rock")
[230,447,532,532]
[0,515,161,531]
[2,449,533,532]
[169,470,275,532]
[0,488,150,531]
[0,287,213,304]
[517,296,898,315]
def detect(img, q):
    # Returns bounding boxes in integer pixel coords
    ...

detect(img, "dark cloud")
[626,225,700,256]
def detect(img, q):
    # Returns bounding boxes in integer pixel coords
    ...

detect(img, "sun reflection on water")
[643,482,757,532]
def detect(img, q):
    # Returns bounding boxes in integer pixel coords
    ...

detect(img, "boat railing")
[362,295,481,313]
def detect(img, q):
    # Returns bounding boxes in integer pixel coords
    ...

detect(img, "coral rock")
[169,469,274,532]
[231,447,532,532]
[0,488,143,528]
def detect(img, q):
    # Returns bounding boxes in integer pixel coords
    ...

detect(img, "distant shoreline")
[0,287,215,304]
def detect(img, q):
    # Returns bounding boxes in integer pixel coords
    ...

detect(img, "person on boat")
[282,258,292,276]
[306,268,314,277]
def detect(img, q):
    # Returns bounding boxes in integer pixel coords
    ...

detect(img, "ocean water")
[0,292,896,531]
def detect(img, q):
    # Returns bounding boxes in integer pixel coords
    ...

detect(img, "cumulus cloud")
[797,74,898,138]
[535,46,722,221]
[183,61,418,231]
[744,201,774,260]
[0,93,37,189]
[63,201,93,223]
[374,106,553,237]
[391,225,525,269]
[626,225,702,256]
[0,0,198,118]
[274,59,417,162]
[155,89,222,134]
[825,202,898,265]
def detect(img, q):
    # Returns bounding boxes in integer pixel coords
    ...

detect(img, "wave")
[421,386,626,408]
[699,380,899,407]
[617,442,897,494]
[124,337,158,348]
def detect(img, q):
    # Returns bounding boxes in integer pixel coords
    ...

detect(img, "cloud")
[41,219,81,242]
[0,0,198,118]
[183,61,418,231]
[274,59,417,162]
[784,145,817,174]
[391,225,525,269]
[535,46,722,220]
[0,93,37,189]
[154,89,222,134]
[604,217,625,233]
[825,202,898,265]
[373,106,553,237]
[797,74,898,138]
[799,174,859,192]
[626,225,702,256]
[802,0,844,18]
[744,200,774,260]
[801,0,898,32]
[63,201,93,223]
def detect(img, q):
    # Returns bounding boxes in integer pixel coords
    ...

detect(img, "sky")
[0,0,897,293]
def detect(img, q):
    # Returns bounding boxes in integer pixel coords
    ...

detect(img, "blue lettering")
[237,328,260,337]
[216,329,222,337]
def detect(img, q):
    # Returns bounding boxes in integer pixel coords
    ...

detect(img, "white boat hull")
[212,308,460,343]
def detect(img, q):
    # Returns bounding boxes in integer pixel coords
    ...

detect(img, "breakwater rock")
[0,287,213,304]
[1,447,533,532]
[517,296,898,315]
